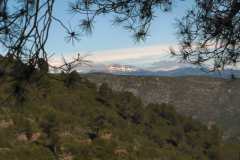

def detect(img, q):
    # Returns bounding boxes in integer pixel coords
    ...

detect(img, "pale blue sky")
[47,0,194,55]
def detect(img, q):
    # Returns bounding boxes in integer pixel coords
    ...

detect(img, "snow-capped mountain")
[85,63,141,74]
[86,64,240,78]
[107,64,139,73]
[72,60,240,79]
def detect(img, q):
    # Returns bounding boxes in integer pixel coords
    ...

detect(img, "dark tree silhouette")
[0,0,88,73]
[0,0,54,65]
[69,0,173,41]
[175,0,240,70]
[1,0,238,71]
[68,0,240,70]
[0,0,173,72]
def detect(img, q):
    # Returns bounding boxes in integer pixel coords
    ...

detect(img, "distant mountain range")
[86,63,240,79]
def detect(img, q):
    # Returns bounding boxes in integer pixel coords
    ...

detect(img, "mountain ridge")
[80,62,240,78]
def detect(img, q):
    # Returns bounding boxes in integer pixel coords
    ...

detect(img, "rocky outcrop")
[0,119,13,128]
[99,130,112,140]
[114,148,128,156]
[16,132,41,142]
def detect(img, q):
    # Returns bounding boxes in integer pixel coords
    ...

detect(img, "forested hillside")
[86,74,240,142]
[0,69,239,159]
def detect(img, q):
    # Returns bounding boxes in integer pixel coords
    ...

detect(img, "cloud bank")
[85,44,175,64]
[49,43,185,71]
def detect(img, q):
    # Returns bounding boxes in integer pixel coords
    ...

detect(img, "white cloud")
[48,43,240,72]
[48,43,178,69]
[85,44,176,63]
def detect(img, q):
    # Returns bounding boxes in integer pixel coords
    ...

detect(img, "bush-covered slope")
[0,72,239,160]
[85,73,240,141]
